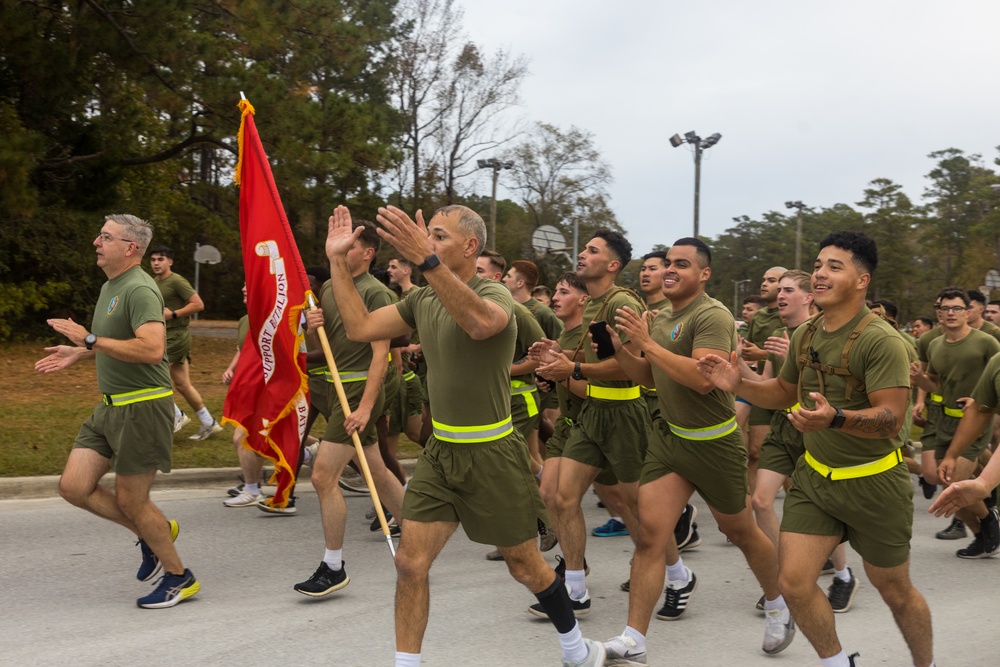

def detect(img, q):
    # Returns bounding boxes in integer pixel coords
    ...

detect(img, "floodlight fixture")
[669,134,684,148]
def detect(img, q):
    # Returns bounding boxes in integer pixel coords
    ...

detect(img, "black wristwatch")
[170,309,177,319]
[417,254,441,272]
[571,362,585,381]
[829,407,846,429]
[84,333,97,351]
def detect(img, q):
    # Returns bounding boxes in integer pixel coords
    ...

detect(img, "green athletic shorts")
[402,431,548,546]
[758,415,805,477]
[562,397,650,484]
[642,389,660,423]
[308,374,331,419]
[387,373,422,437]
[383,365,400,421]
[165,327,191,364]
[919,403,942,449]
[74,396,174,475]
[935,413,991,461]
[510,388,541,439]
[749,405,774,427]
[545,417,619,485]
[538,387,559,411]
[641,418,748,515]
[782,458,913,568]
[323,379,383,447]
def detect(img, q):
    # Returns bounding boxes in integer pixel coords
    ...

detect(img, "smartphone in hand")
[589,320,616,360]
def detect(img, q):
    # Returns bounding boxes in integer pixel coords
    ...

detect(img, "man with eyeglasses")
[36,214,199,608]
[910,287,1000,558]
[148,245,222,440]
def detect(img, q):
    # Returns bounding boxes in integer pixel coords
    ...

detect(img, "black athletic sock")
[534,576,576,633]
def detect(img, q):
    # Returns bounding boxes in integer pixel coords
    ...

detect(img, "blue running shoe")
[137,568,200,609]
[136,519,179,582]
[592,518,629,537]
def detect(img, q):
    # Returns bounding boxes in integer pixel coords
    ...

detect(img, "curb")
[0,458,419,501]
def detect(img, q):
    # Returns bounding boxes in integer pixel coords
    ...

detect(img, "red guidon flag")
[222,98,310,508]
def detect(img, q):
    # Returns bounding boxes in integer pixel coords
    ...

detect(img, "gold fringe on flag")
[233,98,256,186]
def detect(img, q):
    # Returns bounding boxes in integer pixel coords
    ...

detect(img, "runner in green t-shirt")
[698,231,934,667]
[149,245,222,440]
[601,239,790,664]
[910,287,1000,558]
[38,213,198,609]
[323,204,604,667]
[290,219,405,598]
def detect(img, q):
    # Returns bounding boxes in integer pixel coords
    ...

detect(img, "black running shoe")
[820,558,835,575]
[370,511,392,531]
[827,568,859,613]
[848,651,860,665]
[674,504,697,548]
[293,561,350,596]
[936,517,967,540]
[656,570,697,620]
[956,533,995,559]
[981,508,1000,555]
[918,476,937,500]
[679,523,701,552]
[527,589,591,618]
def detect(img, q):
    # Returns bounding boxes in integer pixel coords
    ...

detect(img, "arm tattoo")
[847,408,897,437]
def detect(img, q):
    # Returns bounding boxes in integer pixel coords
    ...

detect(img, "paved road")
[1,481,992,666]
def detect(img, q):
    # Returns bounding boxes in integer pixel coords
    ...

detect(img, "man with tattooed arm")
[697,231,935,667]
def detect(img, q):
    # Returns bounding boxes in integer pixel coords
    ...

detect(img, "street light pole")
[733,278,751,317]
[671,131,722,238]
[477,158,514,250]
[785,201,806,269]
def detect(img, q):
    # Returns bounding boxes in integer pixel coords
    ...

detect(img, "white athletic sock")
[821,651,851,667]
[666,558,688,584]
[323,549,343,569]
[173,403,183,419]
[558,620,586,663]
[534,466,544,480]
[244,482,260,496]
[195,407,213,427]
[611,516,623,523]
[394,651,421,667]
[834,567,852,583]
[763,594,787,611]
[624,625,646,651]
[564,569,587,600]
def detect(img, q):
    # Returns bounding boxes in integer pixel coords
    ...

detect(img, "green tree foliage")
[0,0,400,337]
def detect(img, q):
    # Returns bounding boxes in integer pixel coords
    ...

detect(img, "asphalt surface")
[1,474,994,666]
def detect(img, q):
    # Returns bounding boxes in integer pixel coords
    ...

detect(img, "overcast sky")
[461,0,1000,255]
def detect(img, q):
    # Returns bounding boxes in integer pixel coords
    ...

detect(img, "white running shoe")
[762,606,796,654]
[603,633,647,665]
[189,420,223,441]
[563,638,607,667]
[173,412,191,433]
[224,491,262,507]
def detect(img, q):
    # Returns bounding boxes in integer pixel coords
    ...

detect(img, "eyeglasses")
[935,306,968,313]
[96,232,135,244]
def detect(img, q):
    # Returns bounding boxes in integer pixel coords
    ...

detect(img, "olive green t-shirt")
[512,302,545,386]
[319,273,396,374]
[556,323,585,422]
[779,307,910,467]
[650,292,736,429]
[524,297,564,341]
[237,314,249,351]
[396,275,515,427]
[646,296,672,315]
[970,351,1000,412]
[917,326,944,363]
[926,328,1000,407]
[747,305,781,373]
[976,320,1000,344]
[582,285,645,389]
[93,265,171,395]
[154,272,195,330]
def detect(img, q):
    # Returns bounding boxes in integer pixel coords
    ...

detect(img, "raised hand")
[326,205,363,261]
[375,206,433,265]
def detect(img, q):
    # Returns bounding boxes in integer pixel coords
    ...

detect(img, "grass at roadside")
[3,334,421,477]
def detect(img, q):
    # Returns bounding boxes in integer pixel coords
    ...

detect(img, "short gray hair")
[436,205,486,256]
[105,213,154,254]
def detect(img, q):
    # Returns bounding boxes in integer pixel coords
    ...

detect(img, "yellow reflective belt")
[641,385,657,393]
[313,370,368,383]
[511,380,539,417]
[403,371,417,382]
[784,402,801,413]
[586,385,641,401]
[388,352,393,362]
[804,448,903,481]
[666,417,738,441]
[102,386,173,406]
[432,416,514,443]
[929,393,943,404]
[943,405,964,418]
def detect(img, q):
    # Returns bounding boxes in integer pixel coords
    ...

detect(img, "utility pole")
[785,201,806,269]
[670,131,722,238]
[477,158,514,250]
